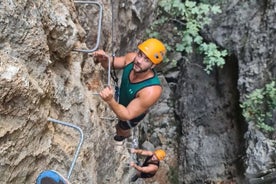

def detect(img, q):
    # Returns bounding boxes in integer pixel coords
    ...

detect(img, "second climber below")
[92,38,166,141]
[130,148,166,182]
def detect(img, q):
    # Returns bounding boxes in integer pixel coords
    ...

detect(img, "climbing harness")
[36,118,84,184]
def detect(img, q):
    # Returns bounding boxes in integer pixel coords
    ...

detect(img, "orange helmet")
[138,38,166,64]
[154,149,166,161]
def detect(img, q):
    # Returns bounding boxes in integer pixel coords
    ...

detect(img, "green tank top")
[119,62,161,107]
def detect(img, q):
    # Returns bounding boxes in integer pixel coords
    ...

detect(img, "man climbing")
[130,148,166,182]
[92,38,166,141]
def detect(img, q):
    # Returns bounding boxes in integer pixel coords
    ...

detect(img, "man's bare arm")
[92,50,136,69]
[101,85,162,121]
[131,163,158,174]
[131,149,154,156]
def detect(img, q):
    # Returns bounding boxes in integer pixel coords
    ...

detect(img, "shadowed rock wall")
[0,0,174,184]
[1,0,275,184]
[176,0,276,183]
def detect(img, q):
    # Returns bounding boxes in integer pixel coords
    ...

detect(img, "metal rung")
[47,117,84,180]
[73,1,112,86]
[73,1,103,53]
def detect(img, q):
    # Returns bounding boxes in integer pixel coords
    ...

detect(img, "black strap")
[111,55,120,102]
[110,55,118,85]
[110,0,120,102]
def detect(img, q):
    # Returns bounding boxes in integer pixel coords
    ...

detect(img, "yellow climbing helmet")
[154,149,166,161]
[138,38,166,65]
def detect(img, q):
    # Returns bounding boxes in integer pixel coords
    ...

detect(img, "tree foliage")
[241,81,276,132]
[146,0,227,74]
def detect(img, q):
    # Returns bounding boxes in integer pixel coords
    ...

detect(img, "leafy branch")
[241,81,276,132]
[146,0,228,74]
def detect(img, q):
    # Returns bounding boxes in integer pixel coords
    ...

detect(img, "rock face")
[0,1,99,183]
[175,52,244,183]
[0,0,173,184]
[0,0,275,184]
[175,0,276,183]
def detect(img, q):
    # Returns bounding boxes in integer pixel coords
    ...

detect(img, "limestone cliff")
[0,0,174,184]
[175,0,276,183]
[0,0,275,184]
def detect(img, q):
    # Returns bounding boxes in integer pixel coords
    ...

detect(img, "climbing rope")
[121,126,139,165]
[130,126,139,160]
[124,121,140,180]
[110,0,120,102]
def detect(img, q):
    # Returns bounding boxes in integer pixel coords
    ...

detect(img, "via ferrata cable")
[110,0,120,102]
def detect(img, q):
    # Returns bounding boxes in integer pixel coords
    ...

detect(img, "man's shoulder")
[138,85,162,100]
[125,52,136,65]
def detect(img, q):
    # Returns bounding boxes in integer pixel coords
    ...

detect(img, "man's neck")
[131,69,153,83]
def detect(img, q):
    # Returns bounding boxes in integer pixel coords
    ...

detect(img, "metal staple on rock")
[47,117,84,180]
[74,0,112,87]
[73,1,103,53]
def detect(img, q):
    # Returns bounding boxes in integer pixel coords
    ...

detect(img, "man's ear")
[151,64,156,69]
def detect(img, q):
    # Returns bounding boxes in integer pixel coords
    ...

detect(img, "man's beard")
[133,62,152,73]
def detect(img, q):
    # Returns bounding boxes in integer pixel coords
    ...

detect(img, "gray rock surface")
[0,0,275,184]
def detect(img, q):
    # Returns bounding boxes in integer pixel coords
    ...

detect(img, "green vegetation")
[146,0,227,74]
[241,81,276,132]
